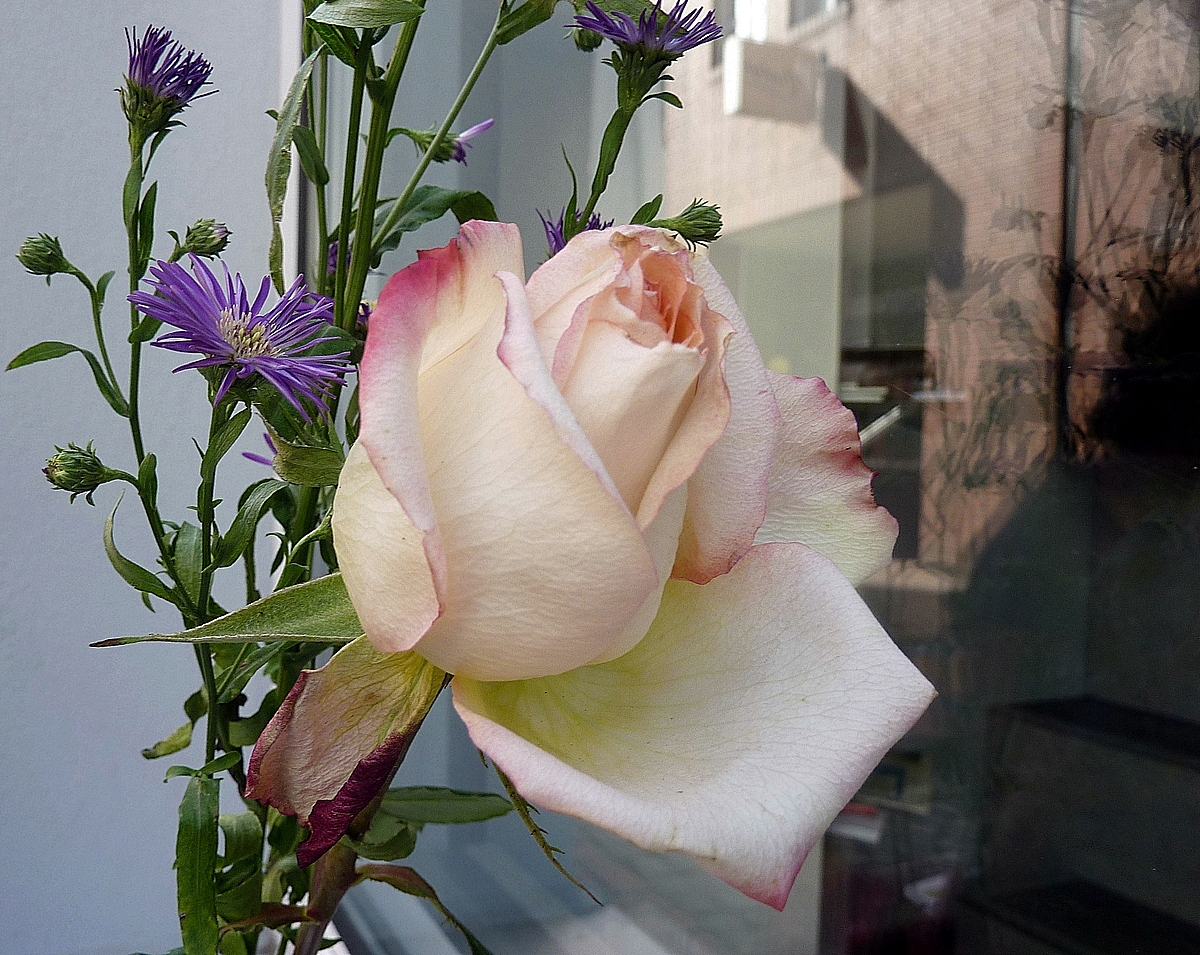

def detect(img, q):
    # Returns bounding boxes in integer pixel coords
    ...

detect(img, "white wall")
[0,4,283,953]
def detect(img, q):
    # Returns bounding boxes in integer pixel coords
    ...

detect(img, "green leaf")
[6,341,128,417]
[216,813,264,923]
[139,181,159,266]
[450,191,498,225]
[307,21,358,66]
[93,573,361,647]
[165,752,242,781]
[357,865,495,955]
[272,440,344,488]
[202,408,252,483]
[174,522,204,603]
[374,186,495,261]
[104,497,175,602]
[139,453,159,508]
[129,314,163,344]
[291,125,330,187]
[218,642,288,704]
[176,776,220,955]
[267,47,323,293]
[142,721,195,760]
[219,812,264,865]
[123,162,142,231]
[342,816,420,861]
[630,194,663,225]
[213,479,289,569]
[497,0,560,44]
[309,0,424,28]
[226,693,277,748]
[96,270,117,306]
[494,765,599,904]
[380,786,513,824]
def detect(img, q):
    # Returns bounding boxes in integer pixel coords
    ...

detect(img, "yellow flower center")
[218,309,277,358]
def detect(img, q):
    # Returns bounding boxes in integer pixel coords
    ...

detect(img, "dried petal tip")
[129,256,350,419]
[450,119,495,165]
[16,234,71,279]
[44,442,122,505]
[121,25,213,138]
[574,1,722,58]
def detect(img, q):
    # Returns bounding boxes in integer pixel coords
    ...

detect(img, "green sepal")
[380,786,513,824]
[123,161,142,231]
[630,194,663,224]
[496,0,560,44]
[267,47,323,293]
[93,573,361,647]
[212,479,289,569]
[6,341,129,417]
[202,408,253,483]
[104,496,175,603]
[647,90,683,109]
[308,0,423,28]
[356,865,495,955]
[142,690,207,759]
[307,21,358,66]
[291,124,330,187]
[176,775,220,955]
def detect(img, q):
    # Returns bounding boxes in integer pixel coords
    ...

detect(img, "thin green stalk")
[195,643,220,764]
[72,270,122,396]
[333,38,371,324]
[340,5,427,331]
[126,142,147,463]
[316,53,331,298]
[370,8,502,269]
[277,485,319,590]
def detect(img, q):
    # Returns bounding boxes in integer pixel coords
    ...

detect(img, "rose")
[248,221,933,907]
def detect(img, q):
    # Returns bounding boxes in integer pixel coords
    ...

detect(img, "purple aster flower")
[327,240,340,277]
[121,26,213,136]
[450,119,495,165]
[539,208,615,257]
[130,256,349,419]
[243,432,279,468]
[574,1,721,57]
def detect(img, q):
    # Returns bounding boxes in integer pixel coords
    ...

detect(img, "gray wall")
[0,4,283,953]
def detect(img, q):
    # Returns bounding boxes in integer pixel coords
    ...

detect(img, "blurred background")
[2,0,1198,952]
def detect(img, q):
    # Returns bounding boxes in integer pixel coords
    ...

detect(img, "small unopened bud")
[181,219,230,258]
[43,442,123,505]
[17,234,71,280]
[572,26,604,52]
[649,199,723,248]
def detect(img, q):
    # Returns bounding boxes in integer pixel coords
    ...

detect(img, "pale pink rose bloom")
[248,221,934,907]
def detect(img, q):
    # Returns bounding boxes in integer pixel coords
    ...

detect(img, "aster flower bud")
[43,442,124,504]
[178,219,231,259]
[121,26,213,141]
[393,120,495,165]
[572,26,605,51]
[649,199,722,247]
[17,234,72,280]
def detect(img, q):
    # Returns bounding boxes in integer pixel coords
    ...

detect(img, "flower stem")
[572,104,636,240]
[369,6,503,270]
[333,38,371,327]
[125,141,148,464]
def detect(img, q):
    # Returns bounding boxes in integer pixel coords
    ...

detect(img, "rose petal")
[406,267,659,681]
[754,372,898,585]
[246,637,445,867]
[672,253,782,583]
[453,543,934,908]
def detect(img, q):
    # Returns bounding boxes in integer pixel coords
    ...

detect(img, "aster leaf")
[307,21,359,66]
[213,479,290,568]
[174,521,204,603]
[123,161,142,230]
[291,125,330,187]
[138,181,159,271]
[647,90,683,108]
[271,439,344,488]
[139,453,159,509]
[450,191,498,224]
[218,642,290,704]
[92,573,360,647]
[175,775,220,955]
[496,0,561,44]
[630,193,663,224]
[96,270,117,305]
[227,693,279,748]
[372,185,496,262]
[104,496,176,603]
[308,0,424,28]
[355,865,494,955]
[267,47,323,293]
[143,690,207,759]
[201,408,253,483]
[129,314,163,344]
[6,341,129,417]
[379,786,513,824]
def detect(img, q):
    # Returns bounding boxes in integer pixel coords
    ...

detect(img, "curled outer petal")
[246,637,446,867]
[453,543,935,908]
[754,372,898,585]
